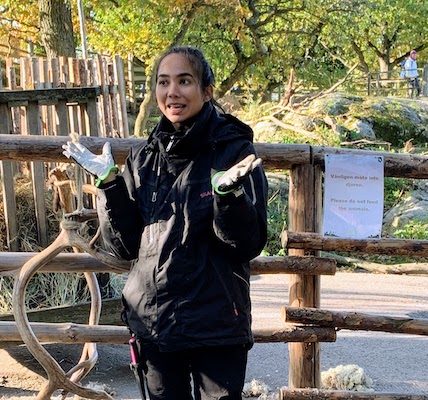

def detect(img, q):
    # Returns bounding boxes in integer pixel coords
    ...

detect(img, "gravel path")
[1,271,427,398]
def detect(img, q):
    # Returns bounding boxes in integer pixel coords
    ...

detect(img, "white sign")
[322,154,384,239]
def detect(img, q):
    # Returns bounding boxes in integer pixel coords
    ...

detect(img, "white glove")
[212,154,262,194]
[62,141,117,185]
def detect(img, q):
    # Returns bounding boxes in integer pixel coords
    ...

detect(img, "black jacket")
[97,102,268,351]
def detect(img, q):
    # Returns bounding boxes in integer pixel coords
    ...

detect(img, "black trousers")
[408,77,421,97]
[138,342,249,400]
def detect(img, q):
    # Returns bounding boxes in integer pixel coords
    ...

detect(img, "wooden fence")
[0,136,428,399]
[349,65,428,97]
[0,55,129,250]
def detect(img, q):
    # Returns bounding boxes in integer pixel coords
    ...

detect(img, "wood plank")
[27,58,49,246]
[6,59,21,134]
[68,57,80,134]
[0,103,19,251]
[114,55,129,137]
[0,87,101,104]
[108,62,120,136]
[52,58,69,136]
[85,59,99,136]
[127,54,137,114]
[26,100,48,248]
[97,55,112,136]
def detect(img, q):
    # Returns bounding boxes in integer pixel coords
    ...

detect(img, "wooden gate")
[0,55,129,250]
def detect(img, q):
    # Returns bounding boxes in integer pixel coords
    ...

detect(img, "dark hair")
[155,46,215,88]
[154,46,225,112]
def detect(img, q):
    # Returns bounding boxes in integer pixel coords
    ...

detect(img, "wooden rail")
[283,307,428,336]
[282,231,428,256]
[1,135,428,177]
[0,253,336,276]
[0,322,336,345]
[280,388,428,400]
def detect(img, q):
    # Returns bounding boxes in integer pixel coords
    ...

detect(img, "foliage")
[383,177,414,212]
[3,0,428,98]
[262,172,289,256]
[318,0,428,73]
[394,219,428,240]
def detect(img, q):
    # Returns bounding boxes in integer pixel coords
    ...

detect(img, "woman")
[63,46,268,399]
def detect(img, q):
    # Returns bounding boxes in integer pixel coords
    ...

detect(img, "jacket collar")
[148,101,214,159]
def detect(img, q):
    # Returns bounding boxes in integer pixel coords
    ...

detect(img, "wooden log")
[0,322,129,344]
[0,134,310,169]
[322,251,428,275]
[313,145,428,179]
[283,307,428,336]
[253,325,336,343]
[0,252,128,275]
[288,163,322,388]
[0,134,139,164]
[282,231,428,257]
[0,253,332,276]
[249,256,336,275]
[279,388,428,400]
[0,322,335,346]
[0,137,427,177]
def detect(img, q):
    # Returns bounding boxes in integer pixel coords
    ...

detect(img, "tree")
[39,0,76,58]
[318,0,428,75]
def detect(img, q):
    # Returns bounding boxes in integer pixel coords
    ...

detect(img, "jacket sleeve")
[212,144,268,262]
[96,153,143,261]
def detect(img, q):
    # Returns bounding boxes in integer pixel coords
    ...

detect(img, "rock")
[345,118,377,140]
[382,180,428,236]
[217,94,242,113]
[253,120,279,142]
[308,93,363,116]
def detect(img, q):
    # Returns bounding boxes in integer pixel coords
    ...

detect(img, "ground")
[1,272,428,399]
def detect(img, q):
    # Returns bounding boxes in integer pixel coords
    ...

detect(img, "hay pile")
[0,175,123,314]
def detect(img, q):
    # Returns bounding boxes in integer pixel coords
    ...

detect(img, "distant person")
[404,50,421,98]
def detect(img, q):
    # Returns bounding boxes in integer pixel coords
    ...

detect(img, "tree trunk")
[39,0,76,58]
[134,70,156,137]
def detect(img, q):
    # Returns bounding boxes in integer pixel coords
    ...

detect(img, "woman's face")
[156,53,213,129]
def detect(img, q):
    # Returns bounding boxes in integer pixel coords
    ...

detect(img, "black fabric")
[96,101,268,352]
[139,341,249,400]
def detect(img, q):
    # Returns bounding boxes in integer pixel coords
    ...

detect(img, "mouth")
[167,103,186,112]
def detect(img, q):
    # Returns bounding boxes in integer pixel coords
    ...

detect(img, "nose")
[167,81,180,98]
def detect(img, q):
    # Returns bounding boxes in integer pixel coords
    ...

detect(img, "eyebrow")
[157,72,195,79]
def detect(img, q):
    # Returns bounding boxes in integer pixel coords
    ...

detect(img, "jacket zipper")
[165,135,175,152]
[149,160,162,243]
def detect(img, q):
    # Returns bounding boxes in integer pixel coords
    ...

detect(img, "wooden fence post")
[288,162,322,388]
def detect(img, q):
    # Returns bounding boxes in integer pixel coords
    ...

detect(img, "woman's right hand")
[62,141,118,186]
